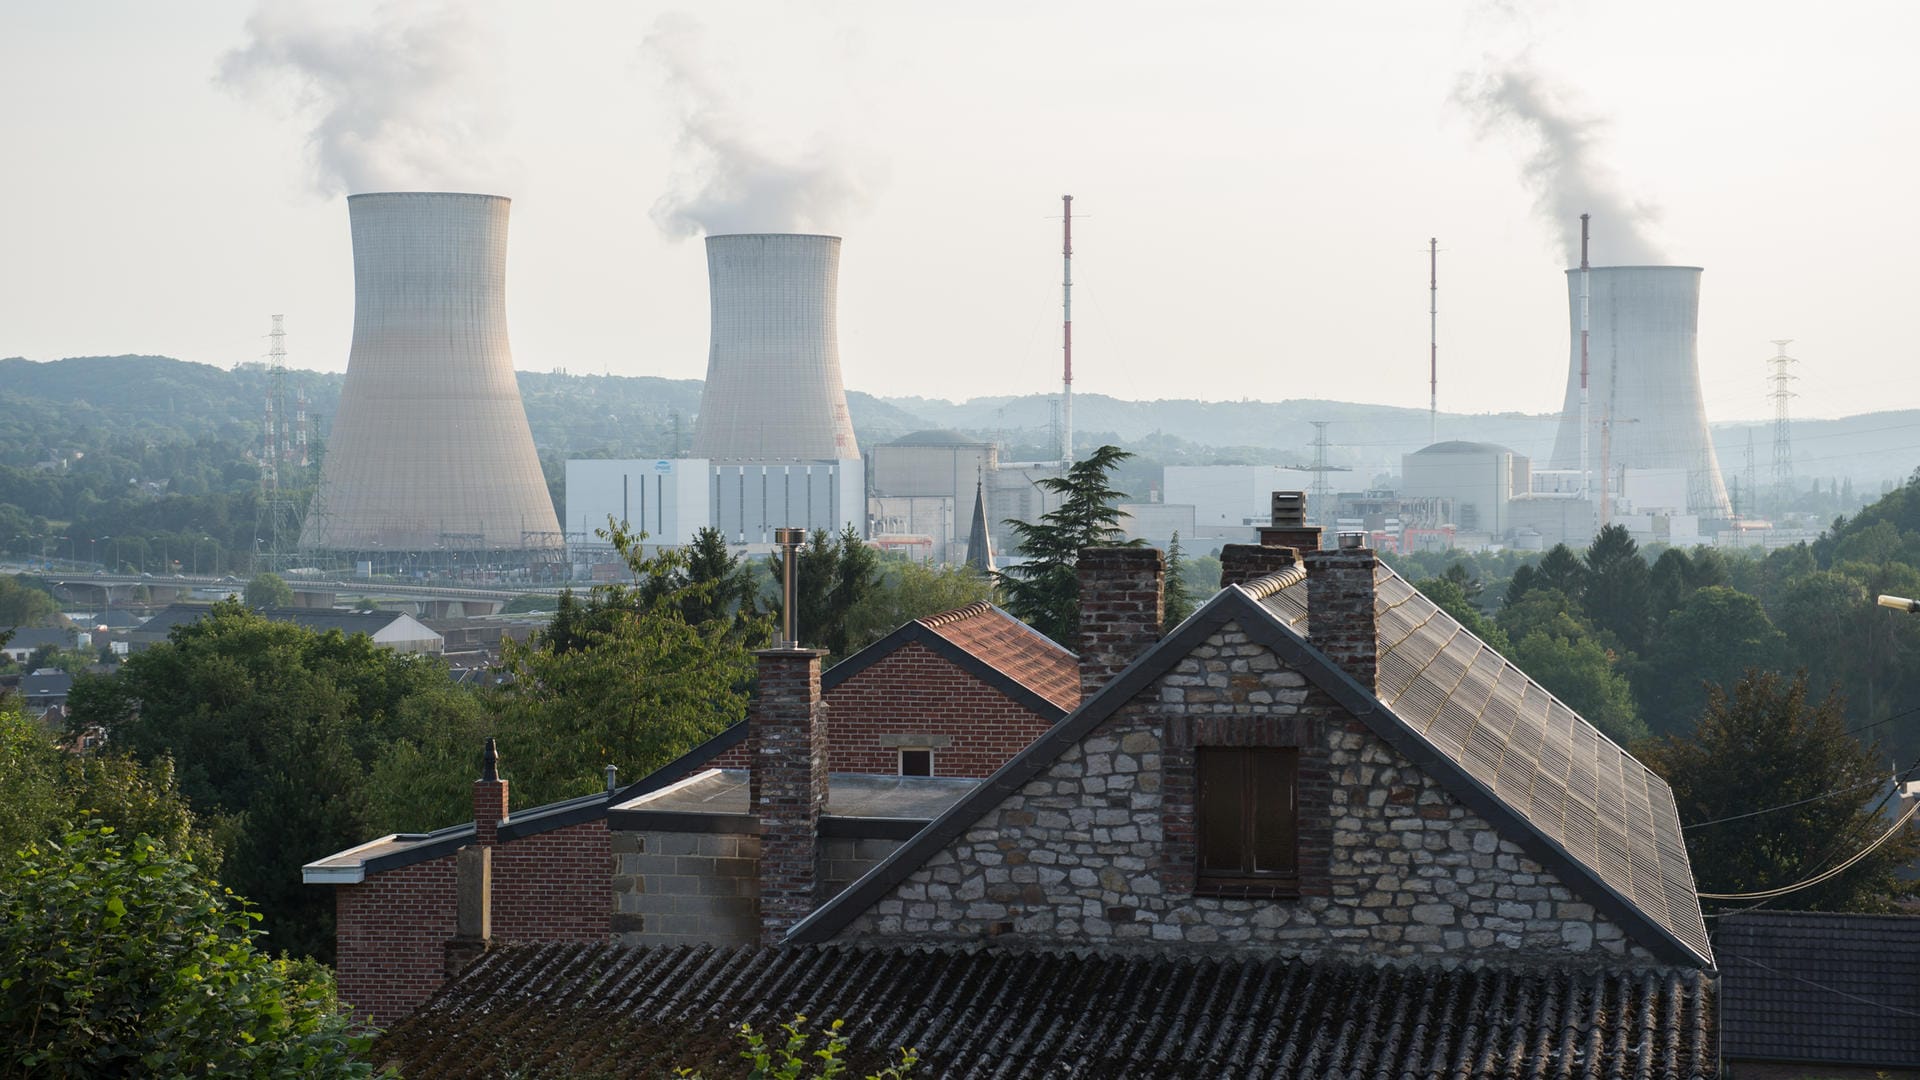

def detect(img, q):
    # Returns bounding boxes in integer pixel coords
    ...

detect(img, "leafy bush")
[680,1015,918,1080]
[0,824,380,1077]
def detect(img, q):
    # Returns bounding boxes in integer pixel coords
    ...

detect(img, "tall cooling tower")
[1548,266,1731,517]
[691,234,859,462]
[299,192,562,557]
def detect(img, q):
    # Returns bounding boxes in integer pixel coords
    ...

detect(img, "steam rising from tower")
[691,234,859,462]
[299,192,561,559]
[1548,265,1732,517]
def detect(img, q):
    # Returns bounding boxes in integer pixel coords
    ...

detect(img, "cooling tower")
[691,234,859,462]
[1548,266,1732,517]
[299,192,562,559]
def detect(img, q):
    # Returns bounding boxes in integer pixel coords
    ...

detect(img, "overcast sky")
[3,1,1914,423]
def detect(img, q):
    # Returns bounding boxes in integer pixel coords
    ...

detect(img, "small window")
[899,748,933,777]
[1196,747,1299,889]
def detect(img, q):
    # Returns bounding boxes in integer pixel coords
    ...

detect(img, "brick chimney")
[1305,533,1379,692]
[1077,546,1164,698]
[752,646,829,942]
[473,737,508,847]
[1220,491,1322,587]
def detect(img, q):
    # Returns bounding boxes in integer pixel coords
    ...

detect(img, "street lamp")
[1878,594,1919,613]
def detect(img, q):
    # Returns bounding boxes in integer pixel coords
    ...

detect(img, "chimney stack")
[1306,533,1379,691]
[443,844,492,979]
[1220,491,1321,587]
[751,646,829,942]
[473,737,508,847]
[1077,547,1164,699]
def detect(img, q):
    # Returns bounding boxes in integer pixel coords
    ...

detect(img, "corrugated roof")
[1716,910,1920,1067]
[915,602,1080,712]
[382,942,1718,1079]
[1255,563,1712,967]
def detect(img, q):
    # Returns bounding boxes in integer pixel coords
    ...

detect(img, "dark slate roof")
[1257,565,1711,966]
[826,601,1078,715]
[1716,910,1920,1067]
[134,603,434,641]
[2,626,75,651]
[380,942,1718,1079]
[795,563,1712,969]
[20,669,73,699]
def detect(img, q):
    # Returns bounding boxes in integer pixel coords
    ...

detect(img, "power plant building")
[1400,441,1529,540]
[298,192,562,567]
[868,430,999,564]
[564,458,863,559]
[1548,266,1732,518]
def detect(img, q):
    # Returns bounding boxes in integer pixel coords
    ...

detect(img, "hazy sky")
[3,1,1914,423]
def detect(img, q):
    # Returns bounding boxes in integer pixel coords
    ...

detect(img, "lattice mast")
[257,314,302,572]
[1429,237,1438,447]
[1060,194,1074,467]
[1768,339,1797,497]
[1287,420,1352,533]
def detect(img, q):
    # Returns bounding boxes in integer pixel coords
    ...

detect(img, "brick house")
[303,601,1075,1024]
[376,504,1723,1077]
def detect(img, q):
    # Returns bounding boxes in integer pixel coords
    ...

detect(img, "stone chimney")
[1077,546,1164,698]
[1305,532,1379,692]
[752,646,829,942]
[473,737,508,847]
[1220,490,1321,587]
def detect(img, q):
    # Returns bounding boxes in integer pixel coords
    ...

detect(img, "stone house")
[373,503,1722,1076]
[304,600,1076,1024]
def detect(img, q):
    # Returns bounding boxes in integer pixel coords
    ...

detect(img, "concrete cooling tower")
[299,192,562,562]
[691,234,860,462]
[1548,266,1732,518]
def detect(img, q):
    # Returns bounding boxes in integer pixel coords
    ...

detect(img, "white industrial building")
[868,430,998,563]
[1162,465,1299,545]
[565,458,863,561]
[1400,441,1529,541]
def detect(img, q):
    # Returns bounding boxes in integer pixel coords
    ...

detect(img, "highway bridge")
[47,573,570,618]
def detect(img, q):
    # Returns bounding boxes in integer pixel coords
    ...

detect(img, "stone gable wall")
[837,620,1656,966]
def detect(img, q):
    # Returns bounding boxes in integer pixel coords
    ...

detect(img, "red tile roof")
[916,602,1079,712]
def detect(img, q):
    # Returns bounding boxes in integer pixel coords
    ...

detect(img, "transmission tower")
[1768,339,1797,500]
[1286,420,1352,530]
[254,315,303,573]
[1743,429,1757,519]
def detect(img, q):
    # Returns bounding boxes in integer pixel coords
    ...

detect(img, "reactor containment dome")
[299,192,563,563]
[1548,266,1732,518]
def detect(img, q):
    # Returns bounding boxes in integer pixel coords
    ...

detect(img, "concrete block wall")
[823,836,908,894]
[612,830,762,946]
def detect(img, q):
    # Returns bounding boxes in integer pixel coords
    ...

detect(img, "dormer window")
[1196,746,1299,895]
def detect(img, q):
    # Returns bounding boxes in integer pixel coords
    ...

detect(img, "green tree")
[491,524,759,807]
[1502,562,1538,609]
[0,704,220,870]
[842,557,996,655]
[997,445,1139,645]
[1647,547,1693,623]
[0,574,60,626]
[768,525,882,660]
[1495,588,1643,742]
[1639,671,1920,913]
[66,600,465,961]
[0,824,378,1078]
[1533,543,1587,603]
[1635,586,1788,736]
[1164,531,1196,625]
[243,572,293,608]
[1582,524,1651,650]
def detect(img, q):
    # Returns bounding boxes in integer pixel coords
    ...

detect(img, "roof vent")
[1337,531,1367,550]
[1271,491,1307,528]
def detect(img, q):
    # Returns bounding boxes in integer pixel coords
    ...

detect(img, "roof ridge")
[917,600,996,628]
[1239,564,1307,601]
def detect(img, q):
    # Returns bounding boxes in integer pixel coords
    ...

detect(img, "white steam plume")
[1455,63,1664,266]
[645,13,868,237]
[219,0,508,196]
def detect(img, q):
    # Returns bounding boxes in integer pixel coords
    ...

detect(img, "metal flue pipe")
[775,526,806,647]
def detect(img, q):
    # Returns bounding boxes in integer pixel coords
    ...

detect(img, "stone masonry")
[839,620,1653,965]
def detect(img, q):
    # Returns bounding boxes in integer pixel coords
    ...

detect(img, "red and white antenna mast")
[1579,213,1592,500]
[1429,237,1438,446]
[1060,194,1074,467]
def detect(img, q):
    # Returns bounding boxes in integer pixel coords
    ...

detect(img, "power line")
[1697,799,1917,901]
[1682,777,1884,831]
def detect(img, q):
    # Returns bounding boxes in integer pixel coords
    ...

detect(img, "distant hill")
[5,356,1917,488]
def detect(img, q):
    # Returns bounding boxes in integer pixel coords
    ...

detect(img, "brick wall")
[708,640,1056,778]
[839,619,1657,967]
[332,818,611,1025]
